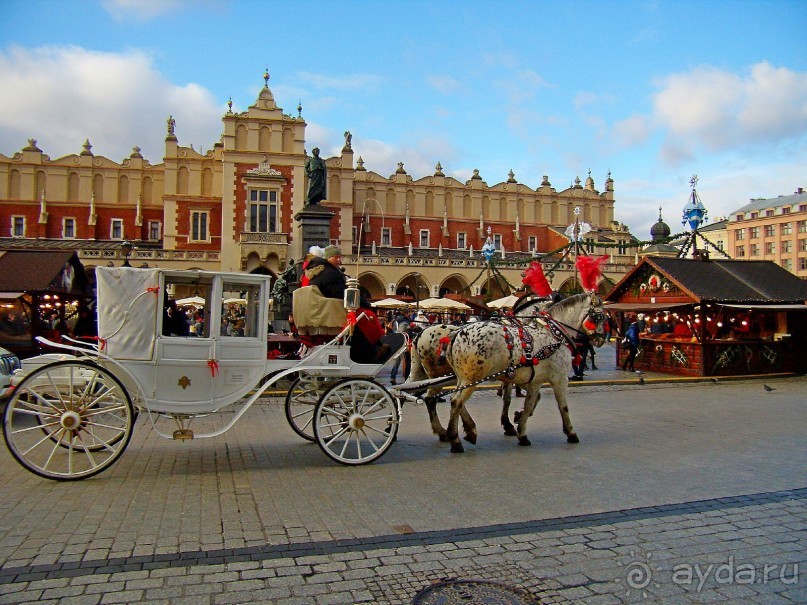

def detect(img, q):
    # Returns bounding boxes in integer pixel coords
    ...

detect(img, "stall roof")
[0,250,89,295]
[604,302,692,311]
[607,257,807,304]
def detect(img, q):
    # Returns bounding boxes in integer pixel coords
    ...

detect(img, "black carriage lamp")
[120,240,133,267]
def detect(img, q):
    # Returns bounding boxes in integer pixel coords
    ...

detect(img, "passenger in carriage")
[305,245,390,364]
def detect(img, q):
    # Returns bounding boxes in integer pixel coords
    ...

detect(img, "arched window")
[235,125,248,150]
[282,127,294,152]
[259,126,271,151]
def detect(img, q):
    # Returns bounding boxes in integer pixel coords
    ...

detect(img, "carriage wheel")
[3,360,134,481]
[313,379,399,465]
[284,374,334,441]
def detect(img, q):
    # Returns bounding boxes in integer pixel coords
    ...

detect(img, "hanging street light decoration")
[682,175,708,230]
[564,206,592,242]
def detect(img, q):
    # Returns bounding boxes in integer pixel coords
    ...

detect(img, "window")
[765,242,775,254]
[800,205,807,212]
[766,209,774,217]
[351,226,358,245]
[749,227,759,238]
[764,225,775,237]
[799,220,807,233]
[801,258,807,271]
[782,258,793,271]
[750,244,759,257]
[782,240,792,253]
[221,281,261,338]
[148,221,161,241]
[735,229,745,240]
[782,222,792,235]
[381,228,391,246]
[735,214,744,221]
[63,218,75,239]
[800,238,807,252]
[248,189,279,232]
[456,232,466,249]
[781,207,790,215]
[11,216,25,237]
[750,212,758,219]
[191,211,209,242]
[111,219,123,240]
[716,240,724,251]
[419,229,430,248]
[528,236,537,252]
[735,245,745,257]
[493,234,502,250]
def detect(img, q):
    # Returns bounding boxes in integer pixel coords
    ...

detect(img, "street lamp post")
[481,226,496,302]
[120,240,133,267]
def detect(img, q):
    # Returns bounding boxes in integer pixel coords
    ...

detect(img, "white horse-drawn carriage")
[2,267,414,480]
[3,258,607,481]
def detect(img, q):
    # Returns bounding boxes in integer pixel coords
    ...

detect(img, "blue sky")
[1,0,805,239]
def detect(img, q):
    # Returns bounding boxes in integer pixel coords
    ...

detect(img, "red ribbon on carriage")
[207,359,219,377]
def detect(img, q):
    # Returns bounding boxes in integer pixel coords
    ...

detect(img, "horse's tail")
[405,333,428,384]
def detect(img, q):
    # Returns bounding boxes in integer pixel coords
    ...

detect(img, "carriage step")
[173,429,195,440]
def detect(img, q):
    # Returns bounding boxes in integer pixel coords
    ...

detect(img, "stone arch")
[235,124,248,150]
[328,174,340,202]
[265,253,280,273]
[35,170,46,200]
[558,277,582,295]
[597,277,615,297]
[480,275,507,300]
[282,127,294,152]
[143,177,153,203]
[201,168,213,196]
[482,195,492,220]
[396,272,431,302]
[438,273,470,298]
[358,272,386,300]
[118,175,129,203]
[93,174,104,201]
[463,194,472,217]
[425,190,435,216]
[177,166,189,195]
[499,196,509,221]
[259,126,271,151]
[68,172,80,201]
[8,169,21,199]
[245,251,262,272]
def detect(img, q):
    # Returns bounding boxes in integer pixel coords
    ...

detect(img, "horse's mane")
[547,293,589,315]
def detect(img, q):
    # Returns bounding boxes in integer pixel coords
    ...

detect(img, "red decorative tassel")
[583,319,597,331]
[346,310,357,327]
[575,255,608,291]
[522,261,553,297]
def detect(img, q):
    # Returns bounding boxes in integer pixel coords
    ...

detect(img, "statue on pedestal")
[305,148,327,206]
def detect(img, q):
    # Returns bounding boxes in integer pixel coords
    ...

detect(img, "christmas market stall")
[0,250,93,358]
[604,256,807,376]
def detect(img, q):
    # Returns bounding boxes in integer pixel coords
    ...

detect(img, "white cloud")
[0,45,223,162]
[654,62,807,160]
[427,76,460,95]
[100,0,197,20]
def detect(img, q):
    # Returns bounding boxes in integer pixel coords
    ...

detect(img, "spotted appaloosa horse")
[405,292,605,453]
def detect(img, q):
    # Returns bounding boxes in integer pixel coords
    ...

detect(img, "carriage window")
[221,282,261,338]
[162,276,213,338]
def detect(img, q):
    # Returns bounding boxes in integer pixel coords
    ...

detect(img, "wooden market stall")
[604,256,807,376]
[0,250,93,358]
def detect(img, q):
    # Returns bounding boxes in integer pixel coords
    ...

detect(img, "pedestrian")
[621,319,640,371]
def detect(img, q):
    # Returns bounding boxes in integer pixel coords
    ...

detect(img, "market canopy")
[176,296,206,306]
[223,297,247,305]
[487,294,523,309]
[418,297,471,311]
[371,298,414,309]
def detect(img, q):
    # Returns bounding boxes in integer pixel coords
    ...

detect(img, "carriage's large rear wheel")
[284,374,334,441]
[3,360,134,481]
[313,379,398,465]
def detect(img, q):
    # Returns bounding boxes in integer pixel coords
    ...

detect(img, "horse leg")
[460,403,477,444]
[515,384,541,446]
[423,387,448,442]
[500,382,518,436]
[550,375,579,443]
[446,386,475,453]
[513,389,540,425]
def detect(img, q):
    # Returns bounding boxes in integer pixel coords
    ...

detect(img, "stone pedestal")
[294,204,335,260]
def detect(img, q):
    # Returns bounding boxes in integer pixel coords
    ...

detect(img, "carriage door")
[213,278,268,403]
[153,273,216,410]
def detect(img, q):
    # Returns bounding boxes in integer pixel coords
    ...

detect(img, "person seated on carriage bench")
[304,245,391,364]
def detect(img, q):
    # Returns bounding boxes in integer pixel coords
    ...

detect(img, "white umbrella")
[371,298,414,309]
[417,297,471,311]
[223,297,247,304]
[176,296,206,306]
[487,294,522,309]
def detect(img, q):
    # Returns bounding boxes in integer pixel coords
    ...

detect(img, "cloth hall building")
[0,74,638,303]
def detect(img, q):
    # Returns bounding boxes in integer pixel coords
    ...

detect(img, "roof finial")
[227,96,233,114]
[297,99,302,118]
[263,67,270,88]
[658,206,663,221]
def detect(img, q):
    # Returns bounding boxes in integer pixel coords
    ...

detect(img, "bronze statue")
[305,148,327,205]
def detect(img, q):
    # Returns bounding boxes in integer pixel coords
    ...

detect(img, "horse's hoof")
[517,436,531,446]
[502,425,518,437]
[438,433,449,442]
[567,434,580,444]
[450,442,465,453]
[513,410,523,423]
[463,432,477,445]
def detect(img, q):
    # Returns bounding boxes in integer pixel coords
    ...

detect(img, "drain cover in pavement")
[412,579,539,604]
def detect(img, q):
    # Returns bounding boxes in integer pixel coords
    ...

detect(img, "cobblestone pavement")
[1,372,805,604]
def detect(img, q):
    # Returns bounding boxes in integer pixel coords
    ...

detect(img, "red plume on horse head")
[522,261,553,297]
[575,255,608,292]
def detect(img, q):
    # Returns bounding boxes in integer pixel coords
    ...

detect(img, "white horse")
[405,292,605,453]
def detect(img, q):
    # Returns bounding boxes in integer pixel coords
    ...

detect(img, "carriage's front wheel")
[284,374,334,442]
[3,360,134,481]
[313,379,398,465]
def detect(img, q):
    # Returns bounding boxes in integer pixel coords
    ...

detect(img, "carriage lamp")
[120,240,133,267]
[344,278,361,311]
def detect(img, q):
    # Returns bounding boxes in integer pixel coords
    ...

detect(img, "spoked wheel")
[313,379,399,465]
[284,374,335,441]
[3,360,134,481]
